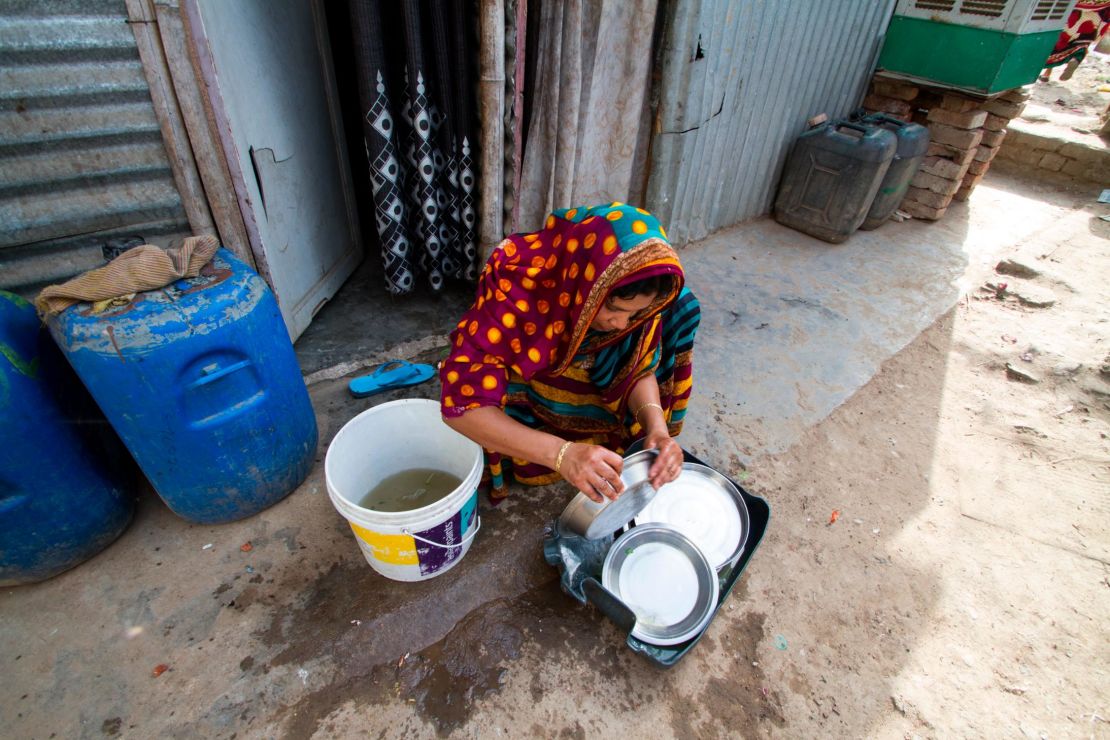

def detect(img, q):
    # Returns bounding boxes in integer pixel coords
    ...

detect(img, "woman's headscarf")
[440,203,684,417]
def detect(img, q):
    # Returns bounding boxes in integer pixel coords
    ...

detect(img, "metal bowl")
[558,449,660,540]
[601,524,719,646]
[633,463,750,572]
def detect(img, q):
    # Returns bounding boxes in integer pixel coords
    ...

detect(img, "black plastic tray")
[542,445,770,667]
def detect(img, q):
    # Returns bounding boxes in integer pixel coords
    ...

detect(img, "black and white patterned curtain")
[348,0,479,294]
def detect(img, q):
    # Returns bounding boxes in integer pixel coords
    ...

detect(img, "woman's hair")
[609,273,676,301]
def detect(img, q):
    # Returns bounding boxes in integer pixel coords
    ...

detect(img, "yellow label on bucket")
[349,522,419,565]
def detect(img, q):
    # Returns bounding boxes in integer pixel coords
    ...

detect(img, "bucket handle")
[403,515,482,549]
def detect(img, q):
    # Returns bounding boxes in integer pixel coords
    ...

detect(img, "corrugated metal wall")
[0,0,189,294]
[646,0,896,245]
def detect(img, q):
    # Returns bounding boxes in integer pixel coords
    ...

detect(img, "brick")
[900,200,948,220]
[926,142,977,165]
[1061,158,1087,177]
[1010,147,1045,166]
[1030,136,1063,153]
[952,185,974,202]
[980,128,1007,147]
[911,170,963,196]
[961,171,986,190]
[872,79,919,101]
[863,94,912,118]
[983,113,1009,131]
[973,143,1002,163]
[920,155,969,180]
[1082,163,1107,181]
[1056,157,1108,182]
[930,123,984,149]
[1057,142,1092,160]
[1058,142,1110,169]
[939,93,981,113]
[982,98,1025,119]
[999,86,1032,104]
[967,159,991,175]
[904,186,952,209]
[1039,152,1067,171]
[1001,127,1062,152]
[927,106,989,130]
[1001,127,1037,148]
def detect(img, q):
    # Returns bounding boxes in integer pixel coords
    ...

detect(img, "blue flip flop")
[348,359,436,398]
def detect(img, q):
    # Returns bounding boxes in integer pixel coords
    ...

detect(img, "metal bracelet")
[554,440,574,475]
[633,402,664,420]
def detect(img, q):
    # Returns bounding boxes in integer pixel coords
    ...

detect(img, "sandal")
[348,359,436,398]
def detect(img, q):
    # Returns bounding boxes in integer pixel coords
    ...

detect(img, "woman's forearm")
[443,406,565,469]
[628,373,668,434]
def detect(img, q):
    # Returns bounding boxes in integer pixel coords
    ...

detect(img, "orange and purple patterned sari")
[439,203,700,500]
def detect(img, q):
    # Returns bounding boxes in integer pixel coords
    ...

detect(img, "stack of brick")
[957,87,1030,201]
[860,75,1030,221]
[862,78,918,121]
[904,94,986,219]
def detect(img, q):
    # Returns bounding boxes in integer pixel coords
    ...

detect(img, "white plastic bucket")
[325,398,483,581]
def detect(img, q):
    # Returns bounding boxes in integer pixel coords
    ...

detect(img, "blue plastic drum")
[47,249,318,524]
[0,292,133,585]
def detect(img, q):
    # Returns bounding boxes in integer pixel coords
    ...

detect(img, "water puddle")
[279,582,620,738]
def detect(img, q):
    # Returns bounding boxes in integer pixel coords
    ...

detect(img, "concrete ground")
[2,169,1108,739]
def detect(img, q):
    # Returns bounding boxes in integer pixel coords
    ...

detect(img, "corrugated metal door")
[646,0,896,244]
[0,0,190,294]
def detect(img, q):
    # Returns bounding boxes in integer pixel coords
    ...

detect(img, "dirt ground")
[737,187,1110,738]
[2,164,1108,737]
[1025,47,1110,135]
[427,174,1110,739]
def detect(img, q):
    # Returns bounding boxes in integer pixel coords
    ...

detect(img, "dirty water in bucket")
[357,469,463,512]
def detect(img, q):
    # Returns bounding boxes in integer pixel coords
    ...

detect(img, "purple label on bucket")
[415,490,478,576]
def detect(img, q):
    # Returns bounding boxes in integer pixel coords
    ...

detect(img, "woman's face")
[590,292,657,333]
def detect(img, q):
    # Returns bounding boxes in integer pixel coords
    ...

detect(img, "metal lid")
[601,524,719,646]
[557,449,659,540]
[634,463,749,571]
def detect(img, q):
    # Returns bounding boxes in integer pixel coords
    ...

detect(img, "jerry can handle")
[832,121,868,138]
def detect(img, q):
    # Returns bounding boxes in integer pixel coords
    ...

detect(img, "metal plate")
[634,463,750,571]
[601,524,719,646]
[558,449,659,540]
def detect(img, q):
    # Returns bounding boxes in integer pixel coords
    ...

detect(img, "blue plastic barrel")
[1,291,133,585]
[774,121,897,243]
[47,249,318,524]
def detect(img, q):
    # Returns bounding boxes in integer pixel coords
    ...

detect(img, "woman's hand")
[644,430,683,489]
[560,443,625,503]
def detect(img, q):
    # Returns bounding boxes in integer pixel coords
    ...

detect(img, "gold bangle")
[554,440,574,475]
[632,402,664,420]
